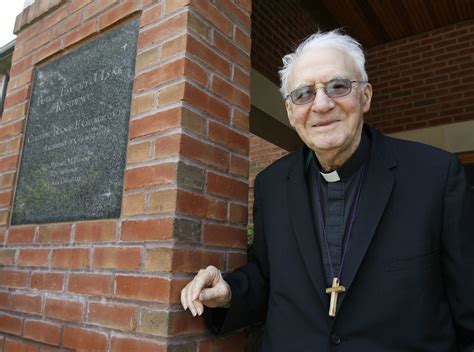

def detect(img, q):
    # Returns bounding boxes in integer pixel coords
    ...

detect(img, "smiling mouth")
[313,120,339,127]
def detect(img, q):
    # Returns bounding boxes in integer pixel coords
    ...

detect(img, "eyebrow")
[293,76,347,91]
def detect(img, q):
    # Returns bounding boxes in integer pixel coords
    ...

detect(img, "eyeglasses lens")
[290,79,353,105]
[291,86,315,105]
[326,79,352,98]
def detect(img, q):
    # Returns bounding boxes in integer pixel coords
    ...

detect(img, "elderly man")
[180,30,474,351]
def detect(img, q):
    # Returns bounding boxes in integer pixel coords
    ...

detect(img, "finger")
[203,265,222,288]
[194,299,204,316]
[191,271,211,300]
[180,285,188,311]
[185,268,216,316]
[186,281,198,316]
[182,279,194,315]
[199,283,229,305]
[188,274,207,316]
[199,286,219,302]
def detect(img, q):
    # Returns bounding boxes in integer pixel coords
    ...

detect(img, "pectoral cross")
[325,277,345,317]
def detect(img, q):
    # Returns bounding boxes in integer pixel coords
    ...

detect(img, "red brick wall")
[365,20,474,133]
[248,134,289,226]
[0,0,251,350]
[459,152,474,164]
[251,0,318,85]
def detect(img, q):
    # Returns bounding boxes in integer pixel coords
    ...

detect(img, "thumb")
[199,285,226,302]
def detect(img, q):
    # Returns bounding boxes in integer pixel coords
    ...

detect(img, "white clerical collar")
[320,170,340,183]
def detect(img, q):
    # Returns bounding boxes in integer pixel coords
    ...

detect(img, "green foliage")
[247,226,255,260]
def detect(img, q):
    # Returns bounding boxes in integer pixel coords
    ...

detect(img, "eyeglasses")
[286,78,366,105]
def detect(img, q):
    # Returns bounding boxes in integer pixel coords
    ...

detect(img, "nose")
[311,87,335,113]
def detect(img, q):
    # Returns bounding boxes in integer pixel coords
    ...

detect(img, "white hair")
[278,29,368,97]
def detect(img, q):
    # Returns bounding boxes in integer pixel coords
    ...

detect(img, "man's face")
[285,47,372,155]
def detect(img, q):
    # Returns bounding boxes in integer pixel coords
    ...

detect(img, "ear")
[362,82,372,113]
[285,99,296,128]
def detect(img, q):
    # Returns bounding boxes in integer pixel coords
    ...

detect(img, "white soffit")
[251,69,291,128]
[389,120,474,153]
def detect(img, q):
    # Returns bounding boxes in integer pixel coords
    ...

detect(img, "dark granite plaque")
[11,19,140,224]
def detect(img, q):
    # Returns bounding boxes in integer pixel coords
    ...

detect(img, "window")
[0,40,15,117]
[0,73,8,115]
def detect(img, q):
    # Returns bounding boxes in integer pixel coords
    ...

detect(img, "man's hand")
[180,265,231,316]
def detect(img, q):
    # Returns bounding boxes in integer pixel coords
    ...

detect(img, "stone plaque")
[11,19,140,224]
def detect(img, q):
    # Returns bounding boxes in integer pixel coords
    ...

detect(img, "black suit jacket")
[208,125,474,351]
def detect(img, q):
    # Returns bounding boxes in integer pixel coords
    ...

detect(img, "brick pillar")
[0,0,251,351]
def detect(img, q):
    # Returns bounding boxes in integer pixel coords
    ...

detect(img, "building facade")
[0,1,472,351]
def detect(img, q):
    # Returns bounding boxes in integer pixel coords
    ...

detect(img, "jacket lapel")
[287,147,329,311]
[287,127,397,317]
[337,127,396,311]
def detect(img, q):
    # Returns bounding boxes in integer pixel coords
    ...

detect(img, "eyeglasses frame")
[285,78,367,105]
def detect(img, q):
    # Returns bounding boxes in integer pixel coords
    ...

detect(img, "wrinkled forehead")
[288,46,360,89]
